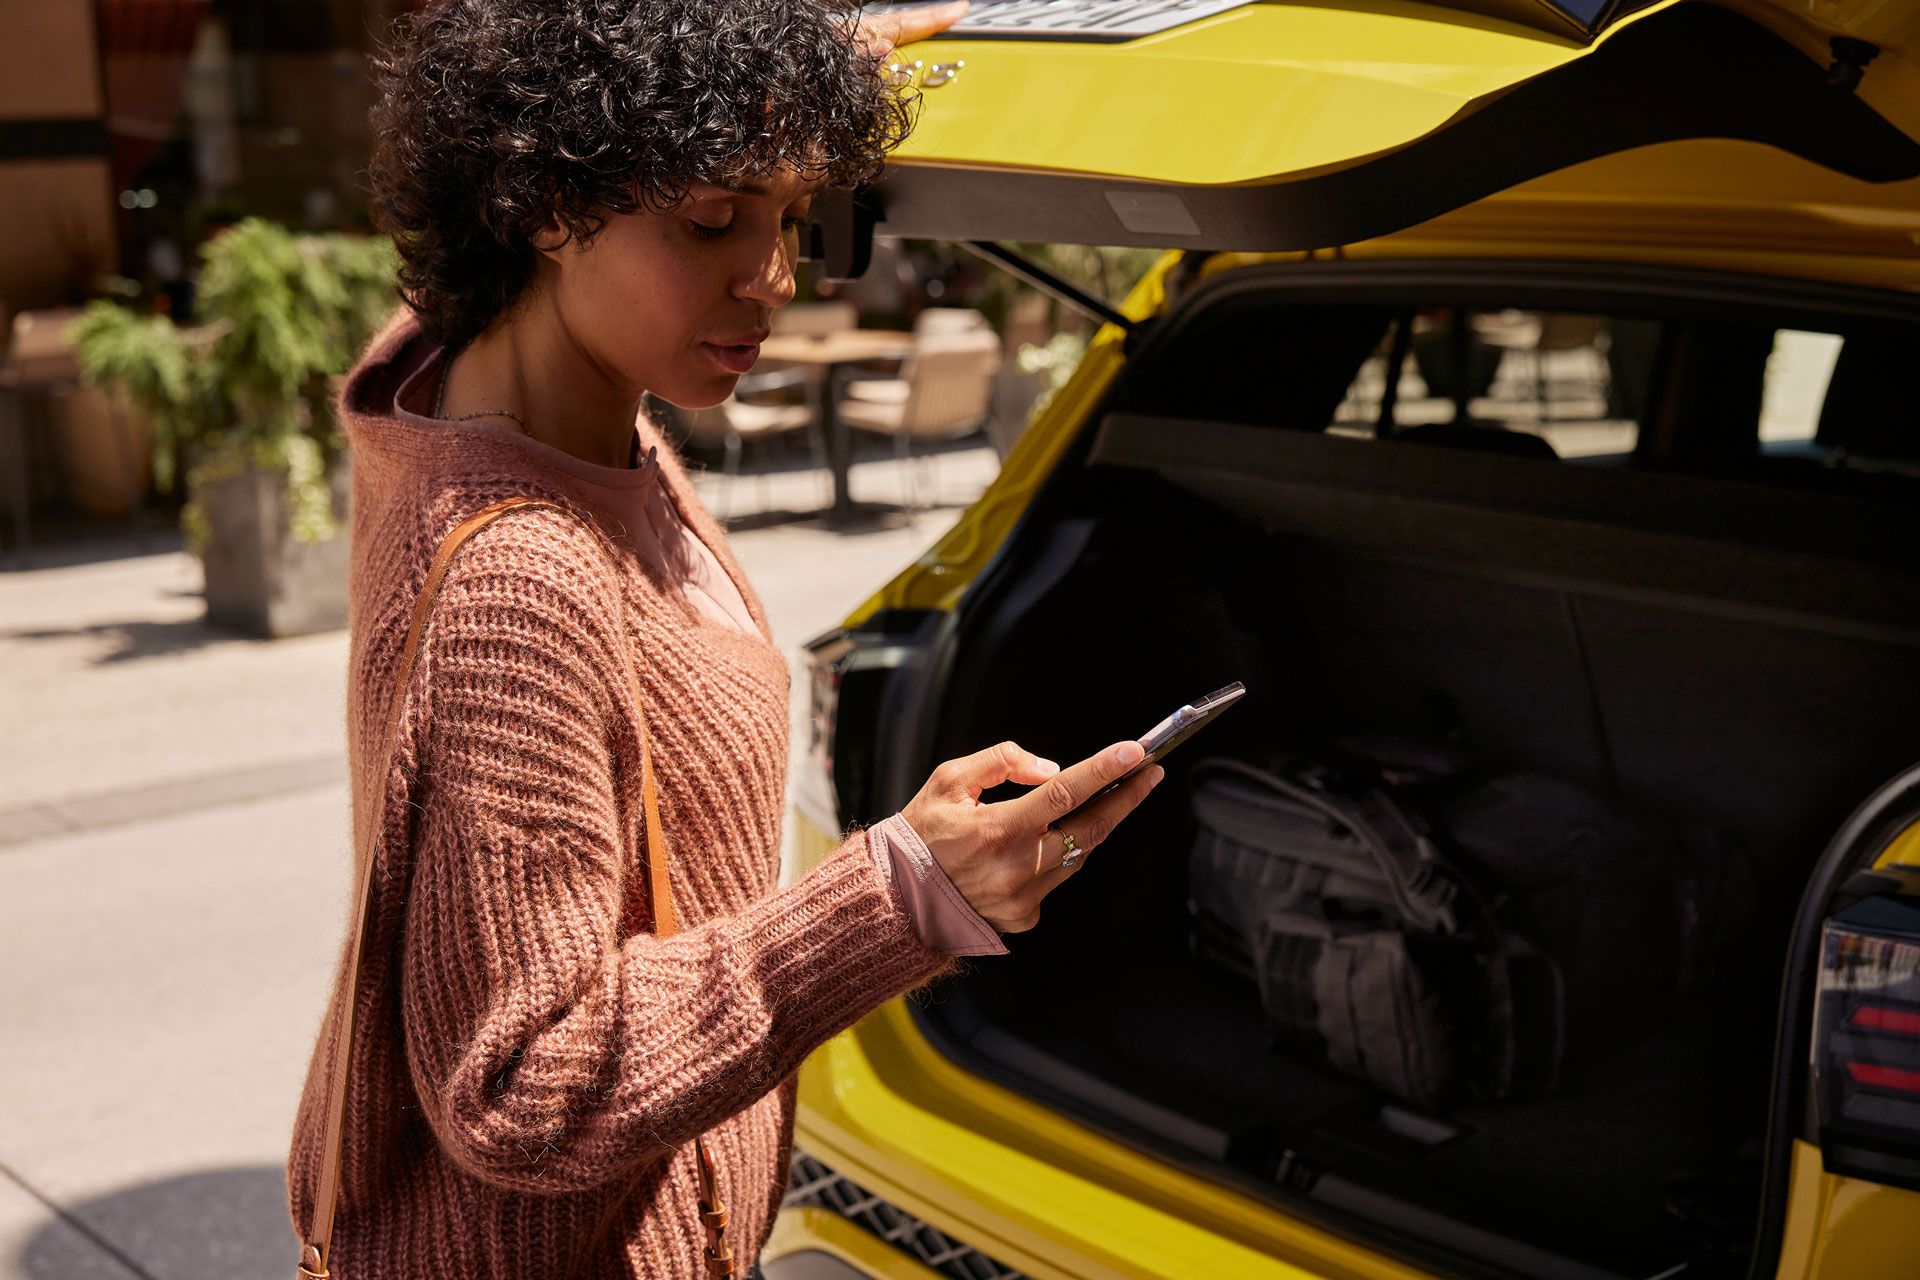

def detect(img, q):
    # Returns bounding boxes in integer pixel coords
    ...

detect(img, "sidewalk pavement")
[0,440,1002,1280]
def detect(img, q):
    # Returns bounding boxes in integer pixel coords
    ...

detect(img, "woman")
[286,2,1164,1277]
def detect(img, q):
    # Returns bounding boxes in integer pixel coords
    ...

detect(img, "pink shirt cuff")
[869,812,1008,957]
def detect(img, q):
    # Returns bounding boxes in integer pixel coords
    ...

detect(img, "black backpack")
[1186,745,1749,1110]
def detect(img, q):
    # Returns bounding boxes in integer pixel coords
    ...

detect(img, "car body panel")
[1871,819,1920,873]
[763,1206,948,1279]
[888,0,1680,187]
[887,1,1920,189]
[1773,1140,1920,1280]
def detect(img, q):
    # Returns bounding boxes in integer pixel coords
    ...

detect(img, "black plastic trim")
[815,609,945,830]
[961,241,1134,335]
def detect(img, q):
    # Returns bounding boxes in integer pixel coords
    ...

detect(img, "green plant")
[66,303,196,492]
[70,219,399,547]
[1016,330,1090,419]
[917,242,1162,334]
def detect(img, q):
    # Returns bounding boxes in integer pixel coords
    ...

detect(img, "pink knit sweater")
[286,311,960,1278]
[386,338,1005,959]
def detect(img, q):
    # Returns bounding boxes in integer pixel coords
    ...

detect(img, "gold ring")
[1056,826,1083,871]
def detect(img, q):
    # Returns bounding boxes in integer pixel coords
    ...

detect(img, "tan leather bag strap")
[300,495,733,1280]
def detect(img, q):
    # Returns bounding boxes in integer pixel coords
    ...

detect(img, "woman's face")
[535,167,823,410]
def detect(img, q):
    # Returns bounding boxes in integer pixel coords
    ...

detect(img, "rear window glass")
[1759,329,1844,450]
[1328,309,1640,461]
[1126,298,1919,500]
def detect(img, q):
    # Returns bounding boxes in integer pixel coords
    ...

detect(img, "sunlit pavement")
[0,439,1000,1280]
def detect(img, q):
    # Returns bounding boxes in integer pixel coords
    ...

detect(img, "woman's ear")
[529,219,572,256]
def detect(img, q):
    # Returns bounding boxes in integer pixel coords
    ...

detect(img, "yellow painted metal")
[890,0,1683,186]
[1872,818,1920,871]
[891,0,1920,189]
[1773,1139,1920,1280]
[791,805,843,877]
[764,1206,948,1279]
[841,253,1178,628]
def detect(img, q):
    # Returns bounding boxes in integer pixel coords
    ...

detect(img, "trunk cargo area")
[914,373,1920,1277]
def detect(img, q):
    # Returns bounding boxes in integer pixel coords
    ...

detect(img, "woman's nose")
[735,232,798,309]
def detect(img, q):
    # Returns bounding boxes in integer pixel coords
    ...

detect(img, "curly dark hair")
[368,0,914,349]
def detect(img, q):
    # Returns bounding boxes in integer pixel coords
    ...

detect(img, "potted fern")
[72,220,398,636]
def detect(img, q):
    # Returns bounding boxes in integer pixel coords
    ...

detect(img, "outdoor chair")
[841,308,994,411]
[771,301,858,337]
[912,307,992,336]
[681,368,827,523]
[835,328,1001,522]
[761,301,859,406]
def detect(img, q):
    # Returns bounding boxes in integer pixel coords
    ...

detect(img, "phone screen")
[1056,682,1245,824]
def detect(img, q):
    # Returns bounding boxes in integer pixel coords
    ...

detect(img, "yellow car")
[772,2,1920,1277]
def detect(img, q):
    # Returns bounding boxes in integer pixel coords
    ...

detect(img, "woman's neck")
[439,297,643,470]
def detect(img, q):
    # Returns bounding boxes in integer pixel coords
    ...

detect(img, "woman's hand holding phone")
[900,739,1163,935]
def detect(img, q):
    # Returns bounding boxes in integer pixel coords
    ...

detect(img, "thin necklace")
[433,350,531,437]
[433,349,646,469]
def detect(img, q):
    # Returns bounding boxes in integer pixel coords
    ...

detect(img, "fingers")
[857,0,970,58]
[935,740,1061,800]
[1031,764,1164,893]
[1002,738,1146,833]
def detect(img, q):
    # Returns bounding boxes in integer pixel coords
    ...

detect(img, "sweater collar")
[340,307,782,650]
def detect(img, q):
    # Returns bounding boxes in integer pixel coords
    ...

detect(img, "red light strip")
[1851,1004,1920,1036]
[1845,1060,1920,1094]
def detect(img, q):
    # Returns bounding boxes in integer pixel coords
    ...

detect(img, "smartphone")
[1056,682,1246,824]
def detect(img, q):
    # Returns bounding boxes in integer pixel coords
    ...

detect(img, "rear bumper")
[781,812,1430,1280]
[763,1205,950,1279]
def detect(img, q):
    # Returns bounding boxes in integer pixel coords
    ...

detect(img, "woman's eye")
[689,219,734,241]
[782,215,805,232]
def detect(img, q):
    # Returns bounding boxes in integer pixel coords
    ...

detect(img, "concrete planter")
[197,457,350,638]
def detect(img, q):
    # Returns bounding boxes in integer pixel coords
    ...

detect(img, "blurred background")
[0,5,1152,1278]
[0,0,1162,567]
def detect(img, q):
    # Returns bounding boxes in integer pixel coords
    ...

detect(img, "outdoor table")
[758,329,916,525]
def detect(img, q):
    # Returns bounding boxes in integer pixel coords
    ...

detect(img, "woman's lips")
[701,341,761,375]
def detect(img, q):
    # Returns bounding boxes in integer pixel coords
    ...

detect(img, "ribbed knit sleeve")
[395,513,954,1196]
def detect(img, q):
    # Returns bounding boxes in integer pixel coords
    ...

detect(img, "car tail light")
[800,618,935,841]
[798,628,857,840]
[1812,890,1920,1190]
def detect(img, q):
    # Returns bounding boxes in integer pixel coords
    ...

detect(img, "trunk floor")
[971,943,1760,1277]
